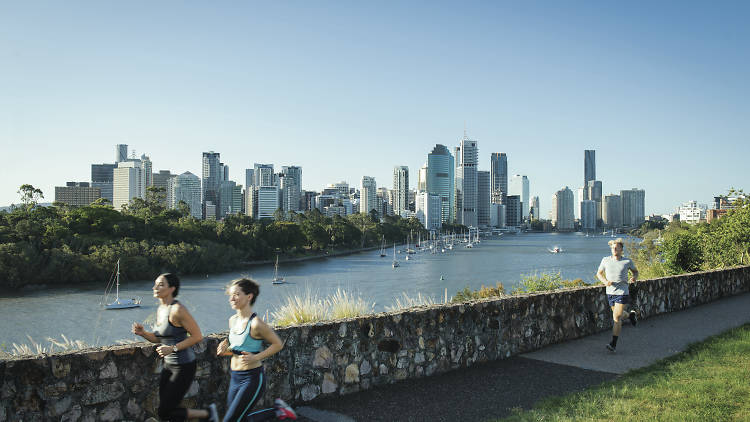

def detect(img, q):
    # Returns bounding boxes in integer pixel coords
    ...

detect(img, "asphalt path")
[296,292,750,422]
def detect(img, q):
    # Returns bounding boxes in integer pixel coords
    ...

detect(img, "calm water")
[0,233,619,348]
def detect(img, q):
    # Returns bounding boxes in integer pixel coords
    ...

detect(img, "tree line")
[0,185,463,289]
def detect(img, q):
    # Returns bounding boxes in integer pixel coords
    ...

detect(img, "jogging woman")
[216,278,297,421]
[132,273,219,422]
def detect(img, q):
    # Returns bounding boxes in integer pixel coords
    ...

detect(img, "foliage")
[270,290,328,326]
[385,292,436,311]
[511,272,589,295]
[327,288,375,319]
[0,185,428,288]
[452,283,506,302]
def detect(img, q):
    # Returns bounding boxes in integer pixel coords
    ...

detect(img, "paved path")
[295,292,750,422]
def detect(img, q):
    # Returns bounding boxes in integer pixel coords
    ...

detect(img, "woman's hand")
[239,351,259,364]
[132,322,146,337]
[156,345,175,357]
[217,339,229,356]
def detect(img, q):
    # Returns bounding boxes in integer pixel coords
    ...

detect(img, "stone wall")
[2,265,749,421]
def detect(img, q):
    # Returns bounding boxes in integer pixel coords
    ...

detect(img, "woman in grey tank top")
[132,273,219,422]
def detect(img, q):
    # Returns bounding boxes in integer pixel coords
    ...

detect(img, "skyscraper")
[281,166,302,213]
[426,144,455,224]
[113,160,144,211]
[477,171,490,227]
[91,163,115,204]
[167,171,202,219]
[529,196,540,220]
[551,187,575,231]
[456,135,478,227]
[584,150,596,199]
[392,166,409,217]
[254,164,275,187]
[116,144,128,163]
[202,151,221,219]
[587,180,603,226]
[490,152,508,203]
[581,200,597,230]
[509,174,530,219]
[603,194,622,228]
[360,176,377,214]
[621,188,645,227]
[417,163,428,193]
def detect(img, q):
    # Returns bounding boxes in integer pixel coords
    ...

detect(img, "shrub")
[452,282,506,302]
[327,288,375,319]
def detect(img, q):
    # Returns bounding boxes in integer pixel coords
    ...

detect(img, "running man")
[596,238,639,352]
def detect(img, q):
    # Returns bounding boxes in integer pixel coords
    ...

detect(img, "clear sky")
[2,1,749,216]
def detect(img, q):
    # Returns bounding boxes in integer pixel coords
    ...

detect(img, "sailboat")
[272,255,286,284]
[103,259,141,310]
[392,244,399,268]
[379,236,386,258]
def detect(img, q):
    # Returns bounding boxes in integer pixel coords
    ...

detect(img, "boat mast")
[115,259,120,300]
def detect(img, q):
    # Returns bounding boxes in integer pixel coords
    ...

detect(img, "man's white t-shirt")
[598,256,637,295]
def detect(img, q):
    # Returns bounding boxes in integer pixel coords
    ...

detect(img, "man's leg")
[607,303,628,352]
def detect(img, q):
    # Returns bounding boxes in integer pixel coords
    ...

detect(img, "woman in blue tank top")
[215,278,297,421]
[132,273,219,422]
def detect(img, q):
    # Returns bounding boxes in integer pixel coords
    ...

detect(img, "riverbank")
[241,245,384,266]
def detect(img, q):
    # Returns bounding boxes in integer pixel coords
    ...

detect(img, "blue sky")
[1,1,748,215]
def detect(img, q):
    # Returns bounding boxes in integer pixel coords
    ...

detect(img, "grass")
[328,288,375,320]
[385,292,436,312]
[499,323,750,421]
[0,334,92,358]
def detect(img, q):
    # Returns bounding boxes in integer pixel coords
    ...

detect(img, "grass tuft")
[386,292,436,311]
[327,288,375,319]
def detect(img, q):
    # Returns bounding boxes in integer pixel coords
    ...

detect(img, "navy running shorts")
[607,294,630,307]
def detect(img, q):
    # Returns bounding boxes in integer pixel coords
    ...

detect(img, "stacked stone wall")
[2,265,748,421]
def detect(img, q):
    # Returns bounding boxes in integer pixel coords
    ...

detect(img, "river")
[0,232,621,350]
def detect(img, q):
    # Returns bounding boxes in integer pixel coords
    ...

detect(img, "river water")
[0,232,620,349]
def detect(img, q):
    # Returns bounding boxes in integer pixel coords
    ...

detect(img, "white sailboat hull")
[105,298,141,309]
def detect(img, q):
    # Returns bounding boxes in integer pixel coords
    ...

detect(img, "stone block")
[48,396,72,417]
[60,404,82,422]
[312,345,332,369]
[50,358,71,378]
[99,360,118,379]
[300,384,320,401]
[321,372,337,394]
[344,364,359,383]
[81,382,125,405]
[359,359,371,376]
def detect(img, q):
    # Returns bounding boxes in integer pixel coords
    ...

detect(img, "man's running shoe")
[208,403,219,422]
[275,398,297,420]
[629,309,638,327]
[606,343,616,353]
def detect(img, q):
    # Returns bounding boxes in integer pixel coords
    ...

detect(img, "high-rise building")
[505,195,522,227]
[490,152,508,203]
[254,164,275,187]
[427,144,455,224]
[140,155,153,188]
[116,144,128,163]
[529,196,539,220]
[113,160,145,211]
[509,174,530,219]
[220,163,229,182]
[245,187,257,218]
[54,182,101,207]
[456,135,478,227]
[587,180,603,226]
[167,171,202,219]
[91,163,115,204]
[360,176,377,214]
[152,170,175,205]
[219,180,237,218]
[281,166,302,213]
[257,186,280,219]
[202,152,221,219]
[418,163,428,193]
[392,166,409,216]
[491,203,506,228]
[621,188,646,227]
[551,187,575,231]
[603,194,622,228]
[581,200,597,230]
[245,169,254,191]
[415,192,442,230]
[477,171,491,227]
[584,150,596,199]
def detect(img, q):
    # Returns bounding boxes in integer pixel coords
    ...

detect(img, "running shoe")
[208,403,219,422]
[629,310,638,327]
[275,398,297,420]
[606,343,616,353]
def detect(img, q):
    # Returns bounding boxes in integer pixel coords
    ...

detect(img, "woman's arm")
[132,322,160,343]
[238,319,283,364]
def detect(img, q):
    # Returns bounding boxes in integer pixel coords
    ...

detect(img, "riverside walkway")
[294,292,750,422]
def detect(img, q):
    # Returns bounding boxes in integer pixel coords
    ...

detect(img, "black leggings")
[159,360,197,421]
[224,367,276,422]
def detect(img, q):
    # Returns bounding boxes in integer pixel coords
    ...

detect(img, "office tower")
[427,144,455,224]
[584,150,595,199]
[202,152,221,219]
[529,196,539,221]
[113,160,145,211]
[116,144,128,163]
[415,192,442,230]
[245,187,257,218]
[254,164,275,187]
[219,180,237,218]
[621,188,645,227]
[204,202,217,220]
[587,180,603,225]
[392,166,409,217]
[302,191,317,212]
[491,203,506,228]
[231,184,243,216]
[281,166,302,213]
[54,182,101,207]
[91,163,116,204]
[509,174,530,219]
[257,186,280,219]
[456,135,478,227]
[376,187,392,217]
[245,169,254,191]
[360,176,377,214]
[490,152,508,203]
[140,155,153,187]
[576,186,585,220]
[581,200,597,230]
[505,195,521,227]
[220,163,229,182]
[152,170,175,205]
[551,187,575,231]
[418,163,428,193]
[603,194,622,228]
[167,172,202,219]
[477,171,491,227]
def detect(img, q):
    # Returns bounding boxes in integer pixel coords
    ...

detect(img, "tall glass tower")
[490,152,507,203]
[584,150,596,199]
[426,144,455,224]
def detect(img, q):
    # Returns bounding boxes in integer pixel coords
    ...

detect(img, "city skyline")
[2,2,749,215]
